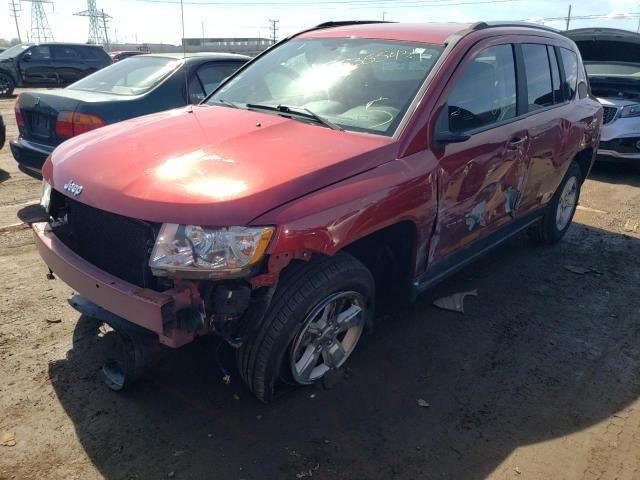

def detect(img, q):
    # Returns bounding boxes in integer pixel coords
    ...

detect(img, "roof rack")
[473,21,559,33]
[314,20,396,29]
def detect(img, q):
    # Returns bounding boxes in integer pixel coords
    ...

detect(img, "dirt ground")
[0,90,639,480]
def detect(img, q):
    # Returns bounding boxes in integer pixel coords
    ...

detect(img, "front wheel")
[0,73,15,98]
[528,161,582,244]
[236,252,374,403]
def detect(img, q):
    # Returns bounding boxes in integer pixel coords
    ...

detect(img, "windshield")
[585,61,640,78]
[69,56,182,95]
[208,38,443,136]
[0,44,32,60]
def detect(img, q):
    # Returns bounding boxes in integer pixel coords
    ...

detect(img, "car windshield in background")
[69,56,182,96]
[585,61,640,78]
[208,38,444,136]
[0,44,32,60]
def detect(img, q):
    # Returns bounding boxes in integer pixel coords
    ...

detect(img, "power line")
[9,0,22,42]
[128,0,526,7]
[23,0,55,43]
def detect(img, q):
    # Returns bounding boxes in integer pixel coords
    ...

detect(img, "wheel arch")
[573,146,595,184]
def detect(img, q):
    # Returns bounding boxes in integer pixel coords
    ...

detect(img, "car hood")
[45,105,396,226]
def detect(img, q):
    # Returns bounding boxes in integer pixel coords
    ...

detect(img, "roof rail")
[473,21,559,33]
[315,20,396,29]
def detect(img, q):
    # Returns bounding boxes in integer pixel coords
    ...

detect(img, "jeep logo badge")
[64,180,83,196]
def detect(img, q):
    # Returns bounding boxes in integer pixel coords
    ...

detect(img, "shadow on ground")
[49,223,640,480]
[0,168,9,184]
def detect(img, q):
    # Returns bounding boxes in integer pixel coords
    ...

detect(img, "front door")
[429,42,531,263]
[18,46,55,85]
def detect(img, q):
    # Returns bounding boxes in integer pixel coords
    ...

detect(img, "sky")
[1,0,640,45]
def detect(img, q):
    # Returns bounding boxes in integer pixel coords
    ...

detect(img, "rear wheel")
[528,161,582,244]
[236,252,374,403]
[0,73,15,97]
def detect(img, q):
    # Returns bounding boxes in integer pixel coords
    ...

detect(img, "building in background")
[183,37,274,56]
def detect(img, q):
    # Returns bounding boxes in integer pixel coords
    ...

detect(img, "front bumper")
[597,138,640,164]
[32,222,195,348]
[10,137,54,177]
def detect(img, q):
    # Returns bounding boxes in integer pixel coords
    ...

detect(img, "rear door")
[430,41,531,262]
[515,43,572,212]
[51,45,85,85]
[18,45,55,85]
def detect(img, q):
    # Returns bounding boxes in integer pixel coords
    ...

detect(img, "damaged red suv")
[35,21,601,402]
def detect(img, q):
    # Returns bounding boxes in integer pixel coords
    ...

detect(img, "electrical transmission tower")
[74,0,111,47]
[9,0,22,42]
[23,0,55,42]
[269,19,279,43]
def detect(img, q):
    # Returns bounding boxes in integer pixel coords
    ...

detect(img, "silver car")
[566,28,640,168]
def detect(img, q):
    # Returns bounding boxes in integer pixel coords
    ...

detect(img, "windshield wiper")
[245,103,343,131]
[212,98,240,109]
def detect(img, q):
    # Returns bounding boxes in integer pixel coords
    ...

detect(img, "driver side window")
[447,44,517,133]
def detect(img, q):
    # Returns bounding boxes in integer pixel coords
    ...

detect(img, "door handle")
[507,136,528,149]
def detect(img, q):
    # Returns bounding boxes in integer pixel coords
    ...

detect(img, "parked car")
[566,28,640,167]
[11,52,248,176]
[110,50,147,62]
[0,113,5,150]
[0,43,112,98]
[34,21,601,403]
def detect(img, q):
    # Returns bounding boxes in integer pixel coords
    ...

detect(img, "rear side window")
[560,48,579,100]
[547,46,563,103]
[448,44,517,133]
[522,44,554,110]
[52,45,81,59]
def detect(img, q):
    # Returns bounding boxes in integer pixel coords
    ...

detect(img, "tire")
[0,73,15,98]
[237,252,374,403]
[528,161,582,244]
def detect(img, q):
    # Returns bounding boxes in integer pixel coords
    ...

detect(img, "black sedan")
[11,52,248,176]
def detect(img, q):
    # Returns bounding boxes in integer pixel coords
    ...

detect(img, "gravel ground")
[0,90,639,480]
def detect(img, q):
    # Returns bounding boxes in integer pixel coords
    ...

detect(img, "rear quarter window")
[560,48,579,100]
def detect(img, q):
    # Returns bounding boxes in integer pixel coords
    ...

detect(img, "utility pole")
[201,21,205,49]
[382,11,387,21]
[565,4,572,31]
[269,19,279,44]
[23,0,54,42]
[9,0,22,42]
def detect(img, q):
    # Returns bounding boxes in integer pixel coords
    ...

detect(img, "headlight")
[149,224,274,278]
[40,179,52,214]
[620,103,640,118]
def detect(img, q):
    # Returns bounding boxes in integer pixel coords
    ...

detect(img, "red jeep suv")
[34,21,601,402]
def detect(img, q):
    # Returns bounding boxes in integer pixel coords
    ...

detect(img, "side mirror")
[434,131,471,144]
[433,102,471,145]
[578,81,588,99]
[21,52,32,62]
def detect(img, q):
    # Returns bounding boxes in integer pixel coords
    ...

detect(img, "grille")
[602,106,619,125]
[51,191,160,290]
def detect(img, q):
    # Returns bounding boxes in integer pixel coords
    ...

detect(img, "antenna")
[74,0,111,46]
[179,0,190,107]
[23,0,54,43]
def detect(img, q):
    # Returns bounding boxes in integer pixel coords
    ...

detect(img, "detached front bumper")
[10,137,53,177]
[32,222,195,348]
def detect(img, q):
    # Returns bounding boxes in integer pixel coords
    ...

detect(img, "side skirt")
[411,209,545,299]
